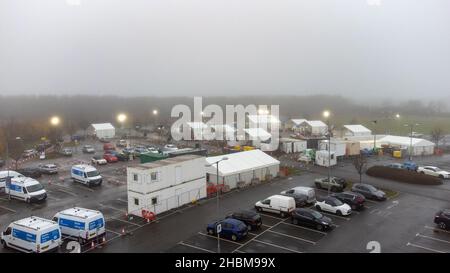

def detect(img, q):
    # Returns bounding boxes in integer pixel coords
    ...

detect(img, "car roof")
[223,218,243,225]
[235,210,257,217]
[14,216,57,231]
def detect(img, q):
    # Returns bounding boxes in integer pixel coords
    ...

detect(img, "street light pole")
[206,157,228,253]
[323,110,332,196]
[404,123,419,161]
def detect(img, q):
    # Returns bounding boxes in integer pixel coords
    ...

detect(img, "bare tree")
[430,126,446,150]
[353,154,368,184]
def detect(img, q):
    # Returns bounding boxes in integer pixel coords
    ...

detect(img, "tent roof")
[205,150,280,176]
[290,119,307,125]
[248,115,280,124]
[301,120,327,128]
[244,128,272,141]
[378,135,435,147]
[91,123,115,130]
[343,125,372,134]
[186,122,207,129]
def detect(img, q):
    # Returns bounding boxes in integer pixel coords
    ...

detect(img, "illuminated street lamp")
[50,116,60,127]
[153,109,158,116]
[322,110,332,196]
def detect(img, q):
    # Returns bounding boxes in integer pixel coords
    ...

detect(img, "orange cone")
[91,241,95,248]
[102,237,106,243]
[121,228,125,234]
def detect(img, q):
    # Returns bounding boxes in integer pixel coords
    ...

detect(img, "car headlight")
[321,222,329,225]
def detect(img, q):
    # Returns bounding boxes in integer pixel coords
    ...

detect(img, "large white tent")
[343,125,372,137]
[378,135,435,156]
[87,123,115,139]
[205,150,280,189]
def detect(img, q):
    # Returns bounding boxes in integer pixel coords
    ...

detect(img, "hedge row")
[366,166,443,185]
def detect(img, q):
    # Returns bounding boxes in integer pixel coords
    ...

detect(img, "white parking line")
[406,242,445,253]
[197,232,243,246]
[0,205,16,213]
[106,229,122,236]
[179,241,216,253]
[364,199,379,204]
[262,224,274,228]
[233,249,245,253]
[252,239,302,253]
[99,203,127,213]
[116,198,128,204]
[266,230,316,245]
[73,185,95,192]
[417,233,450,244]
[259,213,285,220]
[424,225,450,234]
[280,220,328,235]
[316,211,351,221]
[109,217,142,227]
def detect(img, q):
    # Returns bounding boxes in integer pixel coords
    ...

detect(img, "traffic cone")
[91,241,95,249]
[121,228,125,234]
[102,237,106,243]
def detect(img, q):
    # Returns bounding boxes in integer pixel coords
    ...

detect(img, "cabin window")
[151,172,158,181]
[134,198,139,206]
[151,197,158,205]
[133,174,138,181]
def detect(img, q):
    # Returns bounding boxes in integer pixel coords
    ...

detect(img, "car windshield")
[333,199,343,206]
[87,171,100,177]
[311,211,323,219]
[433,167,442,172]
[365,185,377,192]
[27,183,44,193]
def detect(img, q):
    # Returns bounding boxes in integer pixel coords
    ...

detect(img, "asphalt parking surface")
[1,143,450,253]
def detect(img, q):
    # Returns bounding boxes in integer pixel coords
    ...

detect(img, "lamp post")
[205,156,228,253]
[404,123,420,161]
[117,113,127,145]
[322,110,332,196]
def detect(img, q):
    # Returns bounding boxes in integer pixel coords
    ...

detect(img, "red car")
[103,143,115,151]
[103,153,118,163]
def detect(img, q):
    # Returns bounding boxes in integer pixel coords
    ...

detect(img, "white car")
[315,196,352,216]
[91,156,107,165]
[417,166,450,179]
[164,144,178,151]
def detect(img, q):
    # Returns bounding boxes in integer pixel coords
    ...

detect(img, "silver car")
[38,164,58,174]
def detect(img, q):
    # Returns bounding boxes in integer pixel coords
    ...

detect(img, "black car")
[281,192,308,207]
[291,208,333,231]
[351,183,386,201]
[226,210,262,231]
[107,151,129,161]
[16,167,42,178]
[434,209,450,230]
[331,191,366,210]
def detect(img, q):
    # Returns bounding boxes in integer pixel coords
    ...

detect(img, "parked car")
[59,148,73,156]
[291,208,333,231]
[122,147,137,156]
[103,153,118,163]
[314,176,347,192]
[331,191,365,210]
[280,187,316,204]
[402,161,418,171]
[16,167,42,178]
[103,143,115,151]
[255,195,296,217]
[70,135,85,142]
[82,145,95,154]
[91,155,107,165]
[22,149,38,158]
[106,150,129,161]
[117,139,127,147]
[417,166,450,179]
[134,147,150,156]
[206,218,248,241]
[351,183,386,201]
[315,196,352,216]
[280,192,308,207]
[434,209,450,230]
[164,144,178,151]
[146,146,159,154]
[38,164,58,174]
[226,210,262,231]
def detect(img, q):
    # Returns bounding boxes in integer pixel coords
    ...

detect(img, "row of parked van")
[0,207,106,253]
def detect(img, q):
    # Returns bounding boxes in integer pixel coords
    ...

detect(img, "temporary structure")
[343,125,372,137]
[280,138,307,154]
[205,150,280,189]
[87,123,115,139]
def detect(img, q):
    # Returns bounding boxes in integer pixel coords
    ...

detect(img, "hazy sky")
[1,0,449,98]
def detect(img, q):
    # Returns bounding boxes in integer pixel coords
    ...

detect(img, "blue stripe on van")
[12,229,36,243]
[72,169,84,176]
[8,184,22,192]
[59,218,85,230]
[40,229,60,243]
[89,218,104,230]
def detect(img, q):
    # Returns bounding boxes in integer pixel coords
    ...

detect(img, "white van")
[1,216,62,253]
[71,165,102,187]
[281,186,316,204]
[0,170,24,190]
[53,207,106,243]
[255,195,296,217]
[4,177,47,203]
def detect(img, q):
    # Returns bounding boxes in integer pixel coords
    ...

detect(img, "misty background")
[1,0,450,100]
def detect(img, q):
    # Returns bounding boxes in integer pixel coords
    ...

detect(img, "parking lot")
[1,139,450,253]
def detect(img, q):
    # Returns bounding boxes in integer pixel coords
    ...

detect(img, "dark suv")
[331,191,365,210]
[281,192,308,207]
[434,209,450,230]
[351,184,386,201]
[291,208,333,231]
[226,210,262,231]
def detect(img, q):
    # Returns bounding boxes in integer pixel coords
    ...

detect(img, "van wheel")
[207,229,214,235]
[231,234,237,241]
[280,212,286,218]
[439,175,444,179]
[1,240,6,248]
[247,225,252,231]
[438,222,447,230]
[26,198,31,204]
[315,205,321,211]
[420,171,425,175]
[293,219,299,225]
[316,224,323,231]
[256,207,262,212]
[336,210,342,216]
[331,187,338,192]
[315,183,321,189]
